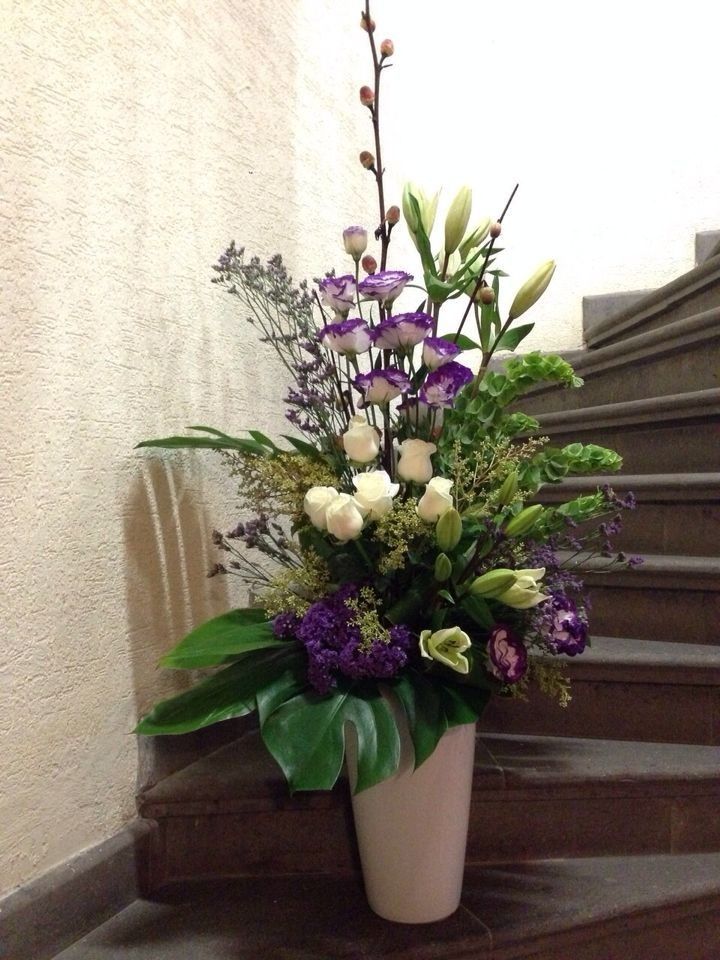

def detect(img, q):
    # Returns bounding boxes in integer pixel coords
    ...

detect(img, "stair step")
[696,229,720,265]
[49,854,720,960]
[529,389,720,473]
[584,254,720,348]
[538,473,720,557]
[518,308,720,415]
[481,637,720,744]
[138,730,720,885]
[578,553,720,644]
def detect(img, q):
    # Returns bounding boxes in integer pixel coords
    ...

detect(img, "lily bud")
[361,253,377,274]
[434,553,453,582]
[504,504,544,537]
[459,218,491,260]
[402,182,440,237]
[469,569,517,598]
[436,507,462,552]
[444,186,472,256]
[380,38,394,56]
[359,85,375,107]
[508,260,556,320]
[490,221,502,239]
[385,205,400,225]
[359,150,376,170]
[497,471,519,506]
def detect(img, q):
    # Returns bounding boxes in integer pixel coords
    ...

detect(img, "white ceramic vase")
[346,701,477,924]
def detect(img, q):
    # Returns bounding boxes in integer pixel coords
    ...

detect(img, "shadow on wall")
[123,456,238,792]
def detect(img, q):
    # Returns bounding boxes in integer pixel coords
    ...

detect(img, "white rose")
[497,568,551,609]
[342,415,380,463]
[352,470,400,520]
[397,438,436,483]
[303,486,339,530]
[417,477,454,522]
[325,493,366,541]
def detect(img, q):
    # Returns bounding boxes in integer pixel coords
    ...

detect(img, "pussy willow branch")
[364,0,390,271]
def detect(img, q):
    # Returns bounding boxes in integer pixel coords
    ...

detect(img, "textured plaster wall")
[0,0,373,896]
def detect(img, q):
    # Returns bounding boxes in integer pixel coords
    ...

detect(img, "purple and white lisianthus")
[487,624,528,683]
[319,275,357,316]
[319,317,372,355]
[358,269,413,306]
[418,360,474,407]
[545,594,588,656]
[354,367,411,405]
[422,336,462,370]
[371,311,434,350]
[343,226,368,261]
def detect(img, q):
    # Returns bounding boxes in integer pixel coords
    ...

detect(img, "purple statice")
[273,612,301,638]
[422,336,462,370]
[354,367,411,405]
[358,270,413,306]
[601,485,638,512]
[543,594,588,656]
[418,361,474,408]
[318,317,372,355]
[296,584,413,694]
[318,275,356,316]
[486,624,528,683]
[371,312,434,350]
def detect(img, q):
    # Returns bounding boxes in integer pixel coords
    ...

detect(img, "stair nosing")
[538,472,719,501]
[585,255,720,347]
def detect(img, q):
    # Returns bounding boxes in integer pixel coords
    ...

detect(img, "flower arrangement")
[135,3,640,794]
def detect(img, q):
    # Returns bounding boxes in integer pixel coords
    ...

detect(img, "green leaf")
[135,647,294,735]
[494,322,534,352]
[441,333,480,352]
[279,434,324,460]
[460,595,494,629]
[386,584,428,624]
[135,434,267,455]
[160,609,283,669]
[393,672,447,768]
[256,653,309,724]
[248,430,279,451]
[261,686,401,792]
[437,681,490,728]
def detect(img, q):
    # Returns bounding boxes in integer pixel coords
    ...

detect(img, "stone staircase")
[55,234,720,959]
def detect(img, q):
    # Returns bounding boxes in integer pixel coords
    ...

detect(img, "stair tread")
[558,551,720,587]
[540,472,719,499]
[51,854,720,960]
[140,730,720,814]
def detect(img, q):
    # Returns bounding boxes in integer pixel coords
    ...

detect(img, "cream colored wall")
[0,0,374,896]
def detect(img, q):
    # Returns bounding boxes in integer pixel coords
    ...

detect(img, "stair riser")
[538,499,720,557]
[481,680,720,745]
[145,788,720,887]
[586,273,720,348]
[520,342,720,415]
[587,585,720,644]
[540,419,720,473]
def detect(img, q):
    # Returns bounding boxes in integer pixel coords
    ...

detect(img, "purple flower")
[354,367,411,405]
[487,624,528,683]
[545,594,588,656]
[418,361,474,408]
[422,336,462,370]
[319,275,356,316]
[358,270,413,305]
[296,584,413,694]
[371,312,433,350]
[273,612,301,638]
[318,317,372,355]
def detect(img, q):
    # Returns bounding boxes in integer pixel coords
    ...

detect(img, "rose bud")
[359,150,376,170]
[359,85,375,107]
[361,254,378,274]
[417,476,454,522]
[380,38,394,56]
[385,205,401,225]
[490,221,502,239]
[508,260,556,320]
[342,415,380,462]
[343,225,368,261]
